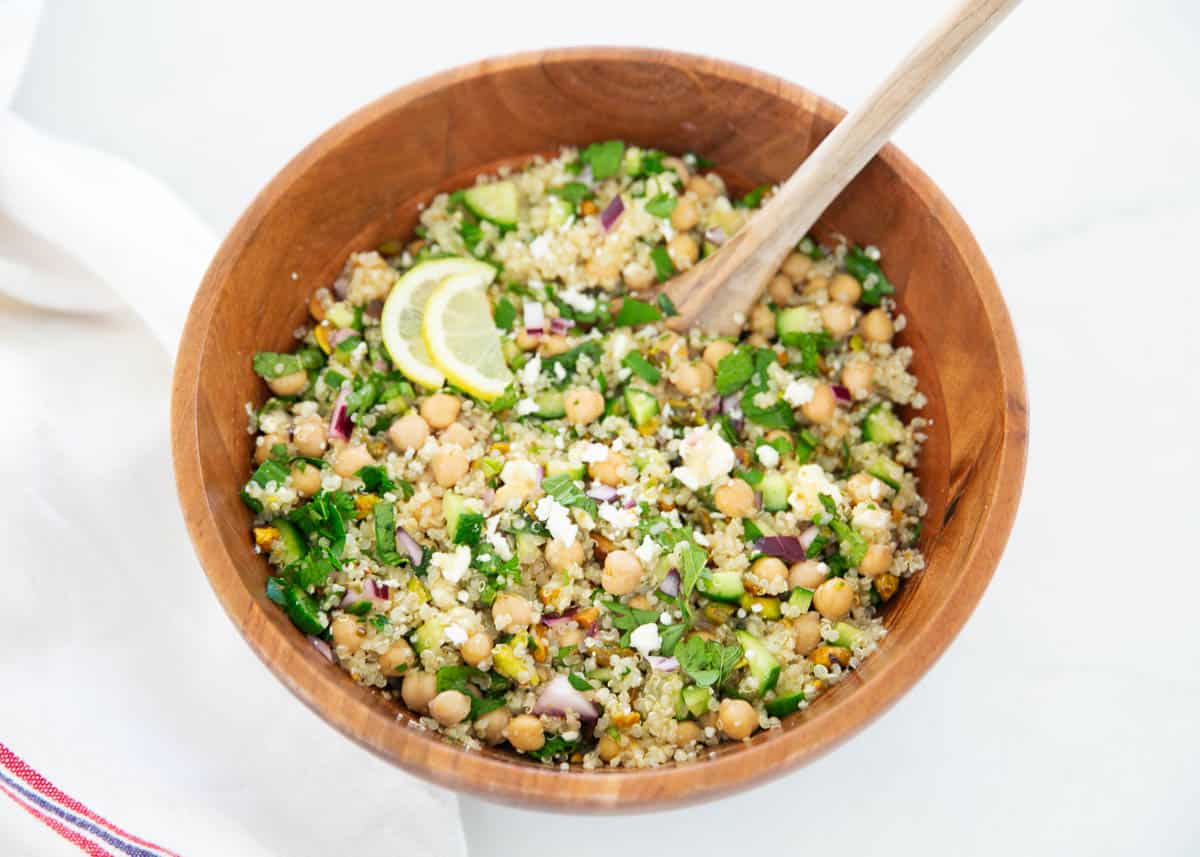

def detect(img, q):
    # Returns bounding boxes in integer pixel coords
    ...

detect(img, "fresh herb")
[622,351,661,384]
[613,297,662,327]
[676,635,743,688]
[335,335,363,353]
[678,543,708,600]
[373,501,406,565]
[639,150,665,175]
[739,392,796,429]
[343,599,372,616]
[356,465,395,495]
[493,297,517,330]
[714,347,754,395]
[782,330,835,375]
[645,193,678,218]
[797,235,824,260]
[655,292,678,317]
[526,734,581,761]
[549,182,593,207]
[659,622,686,657]
[568,673,592,692]
[830,519,869,566]
[396,479,415,501]
[296,347,325,370]
[806,534,828,558]
[435,665,509,719]
[292,552,335,589]
[606,600,662,646]
[452,511,485,547]
[369,614,390,632]
[488,386,519,413]
[684,152,714,170]
[250,459,290,488]
[716,414,738,444]
[735,184,770,208]
[844,246,895,306]
[323,369,346,389]
[287,490,353,560]
[542,340,603,374]
[742,519,764,542]
[458,219,484,252]
[649,245,675,282]
[252,351,301,380]
[580,140,625,180]
[735,468,763,487]
[540,473,598,518]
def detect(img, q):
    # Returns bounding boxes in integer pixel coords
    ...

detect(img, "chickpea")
[667,233,700,270]
[429,690,472,726]
[413,496,442,529]
[430,447,469,487]
[597,734,623,762]
[745,333,770,348]
[801,384,836,425]
[588,451,628,486]
[810,645,852,670]
[564,388,605,425]
[750,557,789,594]
[602,550,644,595]
[622,261,655,291]
[846,472,888,504]
[702,340,735,369]
[750,303,776,338]
[504,714,546,752]
[267,369,308,397]
[515,331,540,351]
[841,360,874,399]
[781,252,813,283]
[539,335,570,357]
[687,175,717,199]
[861,308,894,343]
[491,483,527,510]
[291,462,322,497]
[628,593,653,610]
[388,413,430,451]
[792,611,823,655]
[829,273,863,305]
[379,640,415,677]
[804,274,830,297]
[552,625,585,649]
[859,543,894,577]
[717,698,758,740]
[821,302,860,338]
[767,274,795,306]
[400,670,437,713]
[671,361,714,396]
[492,593,533,632]
[670,197,699,231]
[440,422,474,449]
[420,393,461,430]
[461,632,494,667]
[333,444,374,478]
[662,156,691,184]
[475,707,511,745]
[330,614,363,654]
[675,720,702,745]
[545,538,584,571]
[813,577,855,619]
[255,432,288,464]
[789,560,828,590]
[714,478,756,518]
[292,416,327,457]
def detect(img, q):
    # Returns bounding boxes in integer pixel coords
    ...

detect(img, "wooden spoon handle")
[667,0,1021,333]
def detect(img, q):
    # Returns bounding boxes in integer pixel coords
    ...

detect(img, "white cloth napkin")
[0,2,466,855]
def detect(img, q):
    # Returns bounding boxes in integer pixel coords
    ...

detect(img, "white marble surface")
[8,0,1198,853]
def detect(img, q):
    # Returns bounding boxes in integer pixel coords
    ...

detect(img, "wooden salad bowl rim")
[171,47,1028,812]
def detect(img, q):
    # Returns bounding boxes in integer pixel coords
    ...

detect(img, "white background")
[7,0,1200,854]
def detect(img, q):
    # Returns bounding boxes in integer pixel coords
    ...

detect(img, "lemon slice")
[422,270,513,401]
[380,257,496,389]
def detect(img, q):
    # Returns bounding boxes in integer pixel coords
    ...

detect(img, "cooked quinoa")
[242,143,928,768]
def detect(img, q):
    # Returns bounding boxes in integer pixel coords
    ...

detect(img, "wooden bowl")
[171,48,1027,811]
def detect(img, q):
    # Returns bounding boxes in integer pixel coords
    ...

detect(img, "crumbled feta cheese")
[672,426,736,490]
[516,398,540,416]
[529,235,551,260]
[692,530,710,547]
[444,624,468,645]
[487,532,513,561]
[524,301,545,331]
[608,331,635,362]
[635,536,661,567]
[580,442,610,463]
[431,546,471,584]
[756,445,780,469]
[784,381,815,407]
[630,623,661,657]
[852,504,893,535]
[535,496,578,546]
[519,356,542,389]
[559,287,597,314]
[553,362,566,382]
[501,460,539,487]
[660,612,674,625]
[598,503,638,531]
[789,463,844,519]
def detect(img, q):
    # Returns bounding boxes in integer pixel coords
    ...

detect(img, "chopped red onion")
[832,385,852,403]
[339,589,362,608]
[367,579,390,600]
[549,316,576,336]
[600,195,625,231]
[395,527,423,566]
[799,526,820,552]
[754,536,809,563]
[721,394,743,418]
[328,386,352,440]
[329,327,356,348]
[524,301,545,335]
[623,495,637,509]
[647,656,679,672]
[309,636,334,663]
[587,483,618,502]
[532,675,598,721]
[660,569,681,597]
[704,226,728,246]
[541,607,579,627]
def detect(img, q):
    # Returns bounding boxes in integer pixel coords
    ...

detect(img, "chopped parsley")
[580,140,625,180]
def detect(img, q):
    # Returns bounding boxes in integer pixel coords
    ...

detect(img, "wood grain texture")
[662,0,1021,333]
[171,48,1027,812]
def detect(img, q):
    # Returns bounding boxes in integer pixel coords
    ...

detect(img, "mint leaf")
[843,246,895,306]
[649,245,675,282]
[678,543,708,600]
[549,182,593,206]
[645,193,677,218]
[622,351,661,384]
[714,347,753,395]
[581,140,625,180]
[541,473,598,518]
[493,297,517,330]
[568,673,592,691]
[252,351,302,381]
[613,298,662,327]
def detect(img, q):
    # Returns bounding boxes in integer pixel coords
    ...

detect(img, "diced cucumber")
[443,492,467,537]
[273,519,307,566]
[533,390,566,419]
[787,587,814,613]
[265,576,288,606]
[867,455,904,490]
[462,180,519,228]
[283,583,327,635]
[832,621,863,649]
[698,571,744,604]
[501,338,522,366]
[765,692,805,718]
[775,306,822,338]
[444,492,483,545]
[681,685,711,718]
[412,618,444,653]
[547,196,572,227]
[735,630,781,695]
[624,387,660,428]
[862,403,905,445]
[515,531,544,563]
[760,471,790,512]
[739,593,782,620]
[546,460,586,480]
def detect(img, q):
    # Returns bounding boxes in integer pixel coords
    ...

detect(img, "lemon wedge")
[422,269,513,401]
[380,257,497,389]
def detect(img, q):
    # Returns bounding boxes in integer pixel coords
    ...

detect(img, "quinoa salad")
[242,141,928,768]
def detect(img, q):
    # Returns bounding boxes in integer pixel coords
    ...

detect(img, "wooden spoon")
[660,0,1020,334]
